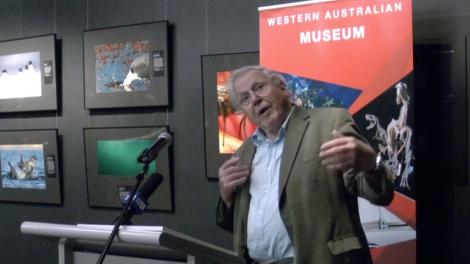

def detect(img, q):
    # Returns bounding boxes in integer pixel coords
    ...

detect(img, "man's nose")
[251,93,262,105]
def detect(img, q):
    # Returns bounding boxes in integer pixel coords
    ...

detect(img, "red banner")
[259,0,413,113]
[260,1,415,263]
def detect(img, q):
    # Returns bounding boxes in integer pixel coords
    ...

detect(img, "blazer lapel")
[238,141,255,204]
[236,141,256,249]
[279,107,310,200]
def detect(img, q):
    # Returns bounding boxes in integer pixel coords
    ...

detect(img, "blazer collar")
[239,106,310,210]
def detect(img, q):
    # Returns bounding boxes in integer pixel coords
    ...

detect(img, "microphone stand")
[96,162,149,264]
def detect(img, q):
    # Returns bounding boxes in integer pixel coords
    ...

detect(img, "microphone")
[121,172,164,224]
[137,132,172,164]
[97,173,164,264]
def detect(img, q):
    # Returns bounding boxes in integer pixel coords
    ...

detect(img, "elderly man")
[216,66,394,264]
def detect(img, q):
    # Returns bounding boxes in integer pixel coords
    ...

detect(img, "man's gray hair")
[226,65,287,109]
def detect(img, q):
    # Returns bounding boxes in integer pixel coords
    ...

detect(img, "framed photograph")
[201,52,258,179]
[0,129,61,204]
[84,22,169,109]
[84,126,172,211]
[0,34,58,113]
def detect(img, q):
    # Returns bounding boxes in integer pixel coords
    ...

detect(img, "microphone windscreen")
[158,132,173,145]
[140,173,164,199]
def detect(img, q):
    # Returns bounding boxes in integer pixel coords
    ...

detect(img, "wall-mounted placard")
[0,129,61,204]
[84,22,169,109]
[0,35,58,113]
[84,126,172,211]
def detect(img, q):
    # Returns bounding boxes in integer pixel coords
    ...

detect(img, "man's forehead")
[235,70,267,88]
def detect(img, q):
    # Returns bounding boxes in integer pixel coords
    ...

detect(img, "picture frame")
[84,126,172,211]
[0,129,61,204]
[201,52,259,179]
[83,21,169,109]
[0,34,58,113]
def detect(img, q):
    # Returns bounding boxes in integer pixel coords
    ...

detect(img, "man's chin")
[259,120,278,133]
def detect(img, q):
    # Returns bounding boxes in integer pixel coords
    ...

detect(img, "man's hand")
[319,130,376,173]
[218,156,249,208]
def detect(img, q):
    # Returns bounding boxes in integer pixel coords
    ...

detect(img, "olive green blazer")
[217,107,394,264]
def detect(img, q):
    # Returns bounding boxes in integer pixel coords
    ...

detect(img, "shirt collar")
[252,106,295,145]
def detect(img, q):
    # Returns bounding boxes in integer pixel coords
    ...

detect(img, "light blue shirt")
[247,110,295,263]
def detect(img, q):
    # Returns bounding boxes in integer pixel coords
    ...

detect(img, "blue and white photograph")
[0,144,46,190]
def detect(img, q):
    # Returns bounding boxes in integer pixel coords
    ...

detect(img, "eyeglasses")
[236,82,270,107]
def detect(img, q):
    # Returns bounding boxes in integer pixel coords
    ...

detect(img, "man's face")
[233,70,291,135]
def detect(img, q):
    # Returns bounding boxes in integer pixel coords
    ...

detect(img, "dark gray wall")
[0,0,468,263]
[414,1,470,263]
